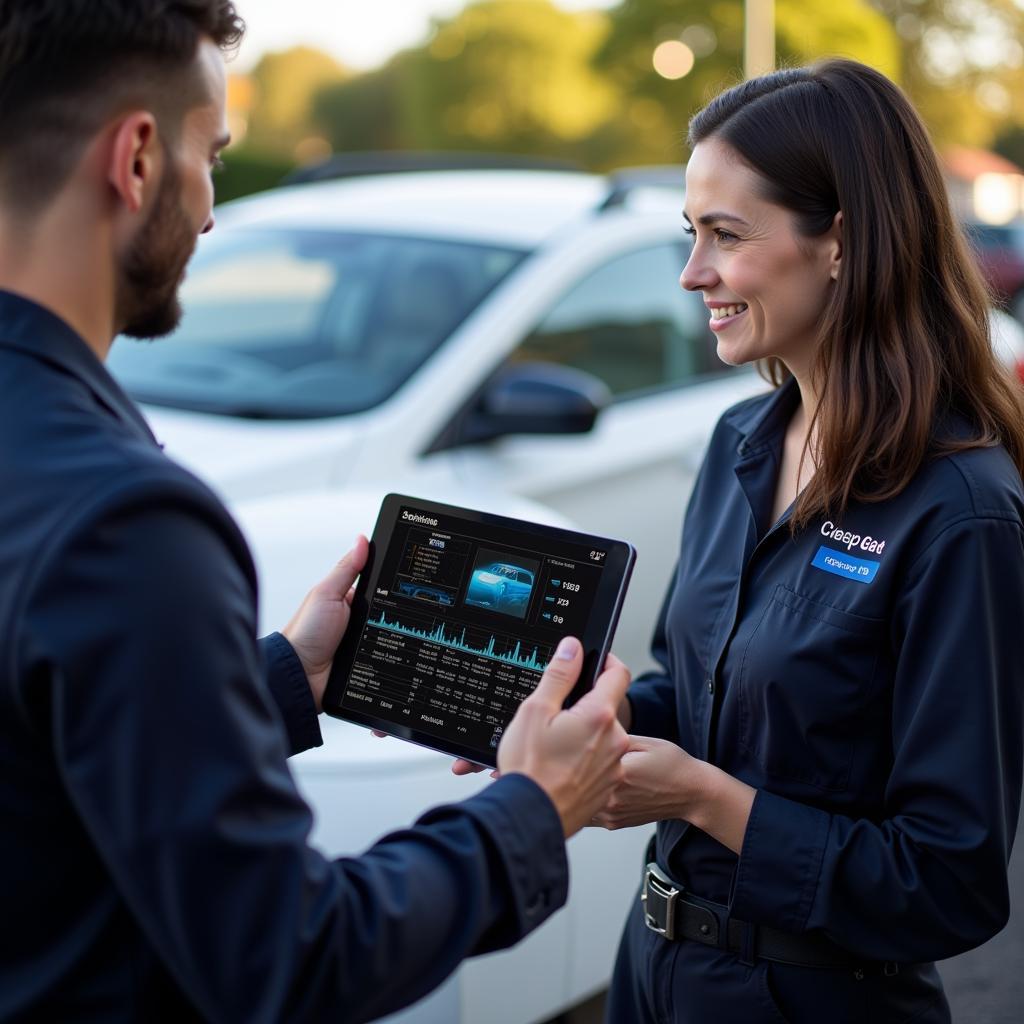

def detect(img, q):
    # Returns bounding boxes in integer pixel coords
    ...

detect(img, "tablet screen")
[325,495,634,764]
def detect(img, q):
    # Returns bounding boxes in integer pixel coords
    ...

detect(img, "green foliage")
[241,0,1024,177]
[994,126,1024,171]
[777,0,899,76]
[246,46,349,156]
[212,148,294,205]
[870,0,1024,147]
[313,0,623,163]
[596,0,899,159]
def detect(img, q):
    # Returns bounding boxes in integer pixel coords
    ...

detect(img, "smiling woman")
[600,58,1024,1024]
[682,138,841,378]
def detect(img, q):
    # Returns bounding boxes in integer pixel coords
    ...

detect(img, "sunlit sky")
[232,0,616,72]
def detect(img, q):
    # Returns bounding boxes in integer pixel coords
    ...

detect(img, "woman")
[596,59,1024,1023]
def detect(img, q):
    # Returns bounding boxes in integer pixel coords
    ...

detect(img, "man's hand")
[282,536,369,712]
[591,735,701,830]
[497,637,631,837]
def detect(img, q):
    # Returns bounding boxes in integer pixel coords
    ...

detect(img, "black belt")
[641,847,898,974]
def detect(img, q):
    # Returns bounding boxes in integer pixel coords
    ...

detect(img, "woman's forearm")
[679,760,756,856]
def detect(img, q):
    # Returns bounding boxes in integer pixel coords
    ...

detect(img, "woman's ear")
[828,210,843,281]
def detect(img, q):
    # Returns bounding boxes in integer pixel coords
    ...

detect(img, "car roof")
[215,169,682,249]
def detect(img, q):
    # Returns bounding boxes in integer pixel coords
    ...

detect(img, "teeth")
[710,304,747,319]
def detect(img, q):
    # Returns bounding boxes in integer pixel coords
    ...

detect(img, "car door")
[448,241,763,675]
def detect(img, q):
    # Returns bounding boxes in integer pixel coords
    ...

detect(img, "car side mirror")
[428,362,610,451]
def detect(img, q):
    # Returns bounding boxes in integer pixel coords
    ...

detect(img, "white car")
[108,165,1017,1022]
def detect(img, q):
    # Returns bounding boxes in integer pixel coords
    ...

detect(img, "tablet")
[323,494,636,767]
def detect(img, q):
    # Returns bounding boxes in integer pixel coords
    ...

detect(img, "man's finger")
[575,658,631,717]
[318,535,369,601]
[528,636,583,708]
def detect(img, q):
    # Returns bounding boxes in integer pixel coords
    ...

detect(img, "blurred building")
[944,146,1024,225]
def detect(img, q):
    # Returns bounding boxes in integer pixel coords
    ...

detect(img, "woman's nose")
[680,244,716,292]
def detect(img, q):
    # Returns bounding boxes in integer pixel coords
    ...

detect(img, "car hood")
[140,404,362,502]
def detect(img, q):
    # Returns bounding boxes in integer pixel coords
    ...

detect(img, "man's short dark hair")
[0,0,245,211]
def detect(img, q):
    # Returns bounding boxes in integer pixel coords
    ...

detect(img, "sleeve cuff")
[625,680,680,742]
[730,788,831,933]
[259,632,323,756]
[456,773,569,948]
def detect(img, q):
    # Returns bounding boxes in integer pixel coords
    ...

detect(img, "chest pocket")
[736,583,884,793]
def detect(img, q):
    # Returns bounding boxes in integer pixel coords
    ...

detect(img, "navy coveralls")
[0,291,568,1023]
[608,380,1024,1023]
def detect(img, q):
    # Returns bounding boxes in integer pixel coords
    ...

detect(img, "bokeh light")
[681,24,717,58]
[652,40,695,80]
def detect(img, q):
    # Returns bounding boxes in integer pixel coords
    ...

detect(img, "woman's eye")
[714,229,738,242]
[682,224,696,237]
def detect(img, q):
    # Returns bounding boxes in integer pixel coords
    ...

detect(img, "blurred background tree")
[215,45,349,201]
[313,0,622,164]
[872,0,1024,149]
[594,0,899,163]
[216,0,1024,200]
[246,45,351,156]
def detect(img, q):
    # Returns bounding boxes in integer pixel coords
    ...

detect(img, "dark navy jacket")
[0,291,567,1023]
[628,378,1024,964]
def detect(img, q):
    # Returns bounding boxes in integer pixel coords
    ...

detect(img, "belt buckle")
[641,861,680,939]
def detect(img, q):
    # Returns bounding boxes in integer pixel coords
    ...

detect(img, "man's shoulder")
[0,359,249,599]
[2,388,224,519]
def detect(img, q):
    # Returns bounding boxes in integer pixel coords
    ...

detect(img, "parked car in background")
[109,162,764,678]
[964,219,1024,323]
[992,306,1024,384]
[107,162,1022,1023]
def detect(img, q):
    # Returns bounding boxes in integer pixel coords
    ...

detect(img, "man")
[0,3,630,1021]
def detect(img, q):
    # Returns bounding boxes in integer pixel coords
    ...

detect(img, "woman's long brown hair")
[689,59,1024,529]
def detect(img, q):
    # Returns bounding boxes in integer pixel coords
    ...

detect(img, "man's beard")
[116,157,197,340]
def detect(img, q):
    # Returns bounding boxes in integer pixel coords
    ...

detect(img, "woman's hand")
[593,735,756,854]
[592,735,704,831]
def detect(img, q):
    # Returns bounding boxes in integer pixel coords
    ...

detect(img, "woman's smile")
[706,302,748,331]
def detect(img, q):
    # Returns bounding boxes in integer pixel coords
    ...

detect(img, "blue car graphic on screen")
[465,563,535,618]
[396,580,454,606]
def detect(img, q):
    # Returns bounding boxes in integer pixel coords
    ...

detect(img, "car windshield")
[108,228,526,418]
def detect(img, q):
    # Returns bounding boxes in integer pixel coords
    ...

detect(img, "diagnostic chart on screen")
[340,505,610,754]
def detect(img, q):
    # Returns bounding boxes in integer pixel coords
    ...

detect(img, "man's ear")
[828,210,843,281]
[107,112,160,215]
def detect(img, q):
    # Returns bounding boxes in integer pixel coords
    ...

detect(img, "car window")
[510,244,726,397]
[108,228,525,419]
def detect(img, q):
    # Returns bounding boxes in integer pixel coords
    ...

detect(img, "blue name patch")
[811,546,879,585]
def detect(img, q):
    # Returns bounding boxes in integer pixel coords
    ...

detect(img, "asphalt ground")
[552,813,1024,1024]
[937,810,1024,1023]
